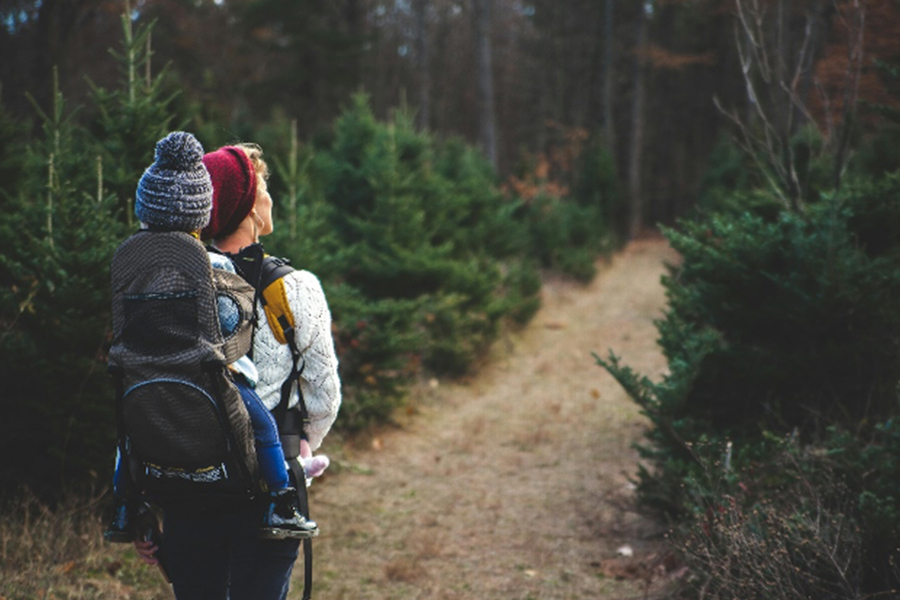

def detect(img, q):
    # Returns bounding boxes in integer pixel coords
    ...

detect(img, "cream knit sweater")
[252,268,341,451]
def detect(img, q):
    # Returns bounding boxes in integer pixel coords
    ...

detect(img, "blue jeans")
[234,379,290,491]
[161,503,301,600]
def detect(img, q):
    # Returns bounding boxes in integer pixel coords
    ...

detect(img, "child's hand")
[304,455,330,478]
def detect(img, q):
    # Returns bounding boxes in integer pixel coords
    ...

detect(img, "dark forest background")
[1,0,767,231]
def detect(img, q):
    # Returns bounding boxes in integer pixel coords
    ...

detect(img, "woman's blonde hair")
[234,142,269,181]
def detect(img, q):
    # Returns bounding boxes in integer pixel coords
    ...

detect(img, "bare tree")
[714,0,865,210]
[602,0,616,153]
[473,0,497,167]
[628,1,648,239]
[415,0,431,131]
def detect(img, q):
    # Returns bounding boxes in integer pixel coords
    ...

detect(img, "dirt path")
[307,237,680,600]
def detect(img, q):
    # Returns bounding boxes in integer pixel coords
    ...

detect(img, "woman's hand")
[133,538,159,566]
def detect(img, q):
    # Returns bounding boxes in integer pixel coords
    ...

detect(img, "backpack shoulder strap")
[256,255,311,440]
[258,256,298,346]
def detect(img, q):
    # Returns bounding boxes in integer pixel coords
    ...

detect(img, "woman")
[106,131,317,545]
[136,142,341,600]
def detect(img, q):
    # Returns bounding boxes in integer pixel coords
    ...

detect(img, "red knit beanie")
[201,146,258,240]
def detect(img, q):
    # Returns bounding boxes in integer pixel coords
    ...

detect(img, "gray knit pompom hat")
[135,131,213,231]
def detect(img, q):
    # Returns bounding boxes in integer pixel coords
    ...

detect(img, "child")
[104,131,317,542]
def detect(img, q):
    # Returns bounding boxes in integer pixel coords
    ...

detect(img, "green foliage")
[695,133,755,212]
[516,194,606,282]
[597,174,900,522]
[699,126,839,211]
[867,60,900,127]
[85,12,181,221]
[0,72,129,499]
[822,419,900,589]
[848,123,900,181]
[507,141,621,282]
[0,93,28,201]
[572,140,627,241]
[324,284,424,431]
[0,16,179,499]
[664,423,900,599]
[266,94,545,429]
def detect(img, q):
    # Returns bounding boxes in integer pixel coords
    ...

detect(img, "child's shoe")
[260,488,319,540]
[104,498,136,543]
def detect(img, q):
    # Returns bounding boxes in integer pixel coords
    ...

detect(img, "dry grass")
[0,489,172,599]
[309,238,681,600]
[383,557,426,583]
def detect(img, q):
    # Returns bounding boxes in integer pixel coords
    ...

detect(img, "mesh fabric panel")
[124,379,228,467]
[123,291,199,355]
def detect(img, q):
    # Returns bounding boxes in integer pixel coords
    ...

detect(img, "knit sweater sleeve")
[253,269,341,451]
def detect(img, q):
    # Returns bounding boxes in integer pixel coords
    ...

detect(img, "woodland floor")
[307,236,681,600]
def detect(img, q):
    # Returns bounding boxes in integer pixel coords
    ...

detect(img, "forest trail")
[308,236,680,600]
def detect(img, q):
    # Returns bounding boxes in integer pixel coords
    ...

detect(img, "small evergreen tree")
[86,10,180,224]
[597,174,900,519]
[267,95,542,429]
[0,69,128,498]
[0,10,184,498]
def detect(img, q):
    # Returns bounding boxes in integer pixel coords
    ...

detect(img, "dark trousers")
[161,504,300,600]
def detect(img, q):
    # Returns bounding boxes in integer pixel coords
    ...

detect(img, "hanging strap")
[253,255,312,436]
[108,365,130,495]
[276,322,313,600]
[286,455,314,600]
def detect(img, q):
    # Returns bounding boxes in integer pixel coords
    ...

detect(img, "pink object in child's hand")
[304,455,330,478]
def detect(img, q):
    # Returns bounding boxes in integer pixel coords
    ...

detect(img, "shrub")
[597,173,900,521]
[507,139,622,282]
[667,424,900,599]
[0,18,179,499]
[516,193,606,282]
[673,439,869,600]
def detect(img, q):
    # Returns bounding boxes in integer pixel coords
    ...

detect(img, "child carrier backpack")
[108,230,261,508]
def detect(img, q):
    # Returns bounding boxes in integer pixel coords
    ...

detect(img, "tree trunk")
[602,0,616,152]
[473,0,497,168]
[794,0,833,128]
[628,2,647,239]
[416,0,430,131]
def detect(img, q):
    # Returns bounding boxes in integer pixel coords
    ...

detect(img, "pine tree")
[87,7,180,225]
[0,6,181,499]
[0,66,128,498]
